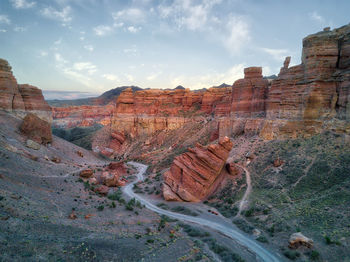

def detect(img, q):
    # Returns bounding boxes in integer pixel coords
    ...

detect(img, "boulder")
[80,169,94,178]
[25,139,41,150]
[94,185,109,195]
[288,232,314,249]
[20,113,52,144]
[102,171,118,187]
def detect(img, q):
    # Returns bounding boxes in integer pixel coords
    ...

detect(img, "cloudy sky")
[0,0,349,99]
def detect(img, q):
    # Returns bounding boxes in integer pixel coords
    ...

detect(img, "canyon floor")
[0,111,266,262]
[2,109,350,261]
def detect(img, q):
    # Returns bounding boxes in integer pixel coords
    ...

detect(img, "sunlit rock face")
[0,58,52,123]
[163,137,233,202]
[50,24,350,146]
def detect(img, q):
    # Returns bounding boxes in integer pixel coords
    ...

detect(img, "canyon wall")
[0,59,52,123]
[51,24,350,142]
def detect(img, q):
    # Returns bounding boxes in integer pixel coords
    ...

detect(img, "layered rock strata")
[0,59,52,123]
[163,136,233,202]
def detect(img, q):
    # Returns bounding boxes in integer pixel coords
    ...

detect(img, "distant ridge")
[48,86,142,107]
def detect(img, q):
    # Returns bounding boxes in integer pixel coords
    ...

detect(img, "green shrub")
[97,205,104,211]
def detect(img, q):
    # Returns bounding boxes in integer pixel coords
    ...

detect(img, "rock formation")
[163,136,233,202]
[0,58,52,123]
[20,113,52,144]
[52,105,114,128]
[288,232,314,249]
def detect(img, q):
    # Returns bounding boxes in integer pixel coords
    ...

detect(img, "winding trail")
[236,164,252,217]
[124,162,281,262]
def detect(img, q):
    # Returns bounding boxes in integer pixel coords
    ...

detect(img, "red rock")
[108,162,127,173]
[94,185,109,195]
[225,163,242,176]
[80,169,94,178]
[273,158,283,167]
[0,59,25,112]
[19,113,52,144]
[76,151,84,157]
[51,104,114,128]
[163,136,233,202]
[102,171,119,187]
[18,84,52,123]
[68,210,77,220]
[231,67,268,118]
[51,157,61,163]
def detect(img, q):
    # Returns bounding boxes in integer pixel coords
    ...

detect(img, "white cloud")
[54,53,97,88]
[55,53,68,64]
[261,47,290,61]
[223,16,250,54]
[73,62,97,75]
[123,46,138,56]
[10,0,36,9]
[157,0,222,31]
[125,74,134,82]
[112,8,145,25]
[102,74,119,81]
[93,25,113,36]
[0,29,7,33]
[41,6,72,25]
[0,15,11,24]
[170,64,244,90]
[127,26,141,33]
[147,71,162,81]
[84,45,94,52]
[14,26,26,32]
[309,11,325,23]
[39,51,48,57]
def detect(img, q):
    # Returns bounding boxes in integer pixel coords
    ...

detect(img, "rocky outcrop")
[163,136,233,202]
[20,113,52,144]
[288,232,314,249]
[0,59,25,113]
[18,84,52,123]
[0,58,52,123]
[231,67,268,118]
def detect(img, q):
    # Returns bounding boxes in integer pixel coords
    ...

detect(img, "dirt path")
[292,155,317,188]
[124,162,281,262]
[236,164,252,217]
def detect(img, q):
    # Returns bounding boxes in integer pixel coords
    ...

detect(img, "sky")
[0,0,349,99]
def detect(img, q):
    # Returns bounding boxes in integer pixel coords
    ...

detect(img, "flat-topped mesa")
[244,67,263,79]
[231,66,268,118]
[162,136,233,202]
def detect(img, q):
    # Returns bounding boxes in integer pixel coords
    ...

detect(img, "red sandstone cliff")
[0,59,52,123]
[163,136,233,202]
[51,24,350,143]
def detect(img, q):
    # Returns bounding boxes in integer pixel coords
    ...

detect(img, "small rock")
[273,158,283,167]
[253,229,261,237]
[76,151,84,157]
[51,157,61,163]
[89,177,98,185]
[94,185,109,195]
[68,210,77,220]
[26,139,41,150]
[80,169,93,178]
[288,232,313,249]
